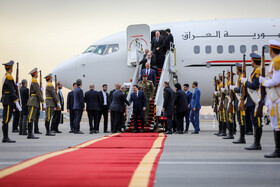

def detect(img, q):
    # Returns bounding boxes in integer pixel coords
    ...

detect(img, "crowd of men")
[213,40,280,158]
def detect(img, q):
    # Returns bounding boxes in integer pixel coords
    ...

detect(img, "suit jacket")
[27,78,44,109]
[73,87,84,110]
[139,55,156,69]
[165,33,174,52]
[174,89,188,113]
[20,86,29,111]
[58,89,64,111]
[140,69,157,87]
[129,91,146,113]
[151,36,165,54]
[185,90,192,112]
[67,90,74,110]
[110,90,130,113]
[108,89,116,108]
[84,89,100,111]
[98,90,109,110]
[163,86,175,116]
[1,73,18,105]
[191,87,201,110]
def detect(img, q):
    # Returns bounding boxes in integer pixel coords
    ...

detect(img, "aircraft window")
[228,45,235,54]
[84,45,97,53]
[205,46,211,54]
[93,45,107,55]
[252,45,258,53]
[263,45,269,53]
[217,45,223,54]
[240,45,246,53]
[104,44,119,55]
[194,46,200,54]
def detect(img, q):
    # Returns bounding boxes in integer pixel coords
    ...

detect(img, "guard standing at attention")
[44,74,60,136]
[1,60,22,143]
[26,68,46,139]
[138,74,154,125]
[241,53,263,150]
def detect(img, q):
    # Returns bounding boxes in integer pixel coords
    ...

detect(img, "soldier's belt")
[4,91,10,94]
[31,94,36,96]
[46,97,54,99]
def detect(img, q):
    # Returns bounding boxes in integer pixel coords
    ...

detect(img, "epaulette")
[255,67,261,78]
[272,56,280,71]
[32,78,38,83]
[5,73,13,80]
[47,83,53,87]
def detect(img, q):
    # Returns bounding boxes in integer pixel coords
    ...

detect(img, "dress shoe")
[46,132,56,136]
[191,131,199,134]
[184,130,188,134]
[223,135,234,139]
[178,131,184,134]
[12,129,19,133]
[55,130,62,133]
[232,138,246,144]
[74,131,84,134]
[2,138,16,143]
[34,131,42,134]
[140,129,144,133]
[246,131,253,135]
[27,134,40,139]
[214,131,221,135]
[22,131,28,135]
[69,130,74,133]
[104,131,110,133]
[132,130,138,133]
[165,131,172,134]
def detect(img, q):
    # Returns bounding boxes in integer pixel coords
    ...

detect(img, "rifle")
[219,71,225,112]
[213,76,218,113]
[15,62,22,106]
[255,46,265,117]
[39,70,45,111]
[55,75,61,111]
[238,54,246,111]
[228,65,234,113]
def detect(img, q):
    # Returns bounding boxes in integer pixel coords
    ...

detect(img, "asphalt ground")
[0,120,279,187]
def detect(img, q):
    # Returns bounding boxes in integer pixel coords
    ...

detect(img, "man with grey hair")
[151,31,165,69]
[109,83,120,131]
[73,79,84,134]
[85,84,100,134]
[19,79,29,135]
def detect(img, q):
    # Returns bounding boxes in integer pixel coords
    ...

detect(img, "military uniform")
[217,74,228,137]
[44,74,60,136]
[242,53,263,150]
[1,61,21,143]
[26,68,45,139]
[216,74,225,136]
[213,77,221,135]
[260,40,280,158]
[231,63,246,144]
[138,75,154,123]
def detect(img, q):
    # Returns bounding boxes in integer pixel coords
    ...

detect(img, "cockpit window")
[104,44,119,55]
[93,45,107,55]
[84,45,97,53]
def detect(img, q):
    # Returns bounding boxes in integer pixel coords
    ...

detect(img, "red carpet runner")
[0,133,166,187]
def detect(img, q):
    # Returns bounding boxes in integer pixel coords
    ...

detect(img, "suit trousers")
[166,115,173,132]
[51,111,61,131]
[74,109,83,133]
[69,110,75,131]
[98,106,108,132]
[12,110,20,130]
[87,110,99,131]
[190,109,200,132]
[185,111,190,131]
[111,110,122,132]
[176,112,186,132]
[133,111,145,130]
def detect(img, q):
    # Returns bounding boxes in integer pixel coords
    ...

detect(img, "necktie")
[156,37,159,42]
[146,69,148,76]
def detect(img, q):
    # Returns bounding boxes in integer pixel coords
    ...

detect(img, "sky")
[0,0,279,100]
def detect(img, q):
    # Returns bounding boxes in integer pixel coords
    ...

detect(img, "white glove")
[229,85,235,90]
[259,76,265,84]
[241,78,247,84]
[221,88,225,93]
[40,87,44,92]
[214,91,218,96]
[57,103,61,109]
[43,102,46,109]
[16,82,20,87]
[15,101,22,111]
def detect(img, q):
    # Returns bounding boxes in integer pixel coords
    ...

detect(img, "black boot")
[214,121,222,135]
[2,123,16,143]
[45,121,56,136]
[223,121,234,139]
[22,115,28,135]
[264,131,280,158]
[233,124,246,144]
[27,123,40,139]
[218,122,227,136]
[245,127,262,150]
[19,116,23,135]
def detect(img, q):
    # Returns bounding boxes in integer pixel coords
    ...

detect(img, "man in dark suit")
[51,81,64,133]
[98,84,110,133]
[151,31,165,69]
[174,83,188,134]
[73,79,85,134]
[129,85,146,133]
[163,81,175,134]
[85,84,100,134]
[109,83,120,131]
[190,81,201,134]
[67,83,77,133]
[183,84,192,133]
[110,85,130,133]
[164,29,174,53]
[139,52,156,69]
[140,62,157,88]
[19,79,29,135]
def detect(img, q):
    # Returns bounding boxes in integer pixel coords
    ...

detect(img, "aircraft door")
[126,24,150,66]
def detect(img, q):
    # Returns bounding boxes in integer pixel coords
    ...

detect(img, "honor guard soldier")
[138,74,154,125]
[1,61,22,143]
[44,74,61,136]
[218,73,228,137]
[230,63,247,144]
[215,73,224,136]
[213,75,221,135]
[26,68,46,139]
[259,40,280,158]
[241,53,263,150]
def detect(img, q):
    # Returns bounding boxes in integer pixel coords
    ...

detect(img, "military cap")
[44,73,52,80]
[29,68,38,76]
[269,39,280,50]
[235,63,242,69]
[142,74,148,77]
[218,73,222,77]
[250,53,261,61]
[2,60,14,68]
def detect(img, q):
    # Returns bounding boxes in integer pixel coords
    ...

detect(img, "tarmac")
[0,120,280,187]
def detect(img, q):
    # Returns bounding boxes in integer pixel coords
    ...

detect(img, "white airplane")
[52,18,280,105]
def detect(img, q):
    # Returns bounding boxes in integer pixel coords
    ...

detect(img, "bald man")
[151,31,165,69]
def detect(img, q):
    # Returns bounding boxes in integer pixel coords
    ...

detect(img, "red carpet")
[0,133,166,187]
